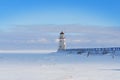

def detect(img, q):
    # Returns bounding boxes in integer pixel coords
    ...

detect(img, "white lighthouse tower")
[58,31,66,51]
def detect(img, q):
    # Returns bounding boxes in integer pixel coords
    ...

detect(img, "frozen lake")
[0,52,120,80]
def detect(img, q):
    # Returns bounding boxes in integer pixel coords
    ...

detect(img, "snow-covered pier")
[65,47,120,55]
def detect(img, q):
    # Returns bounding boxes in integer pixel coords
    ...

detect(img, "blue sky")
[0,0,120,50]
[0,0,120,28]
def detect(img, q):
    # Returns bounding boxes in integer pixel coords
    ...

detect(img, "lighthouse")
[58,31,66,51]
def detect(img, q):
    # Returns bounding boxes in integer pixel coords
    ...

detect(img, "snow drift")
[0,51,120,80]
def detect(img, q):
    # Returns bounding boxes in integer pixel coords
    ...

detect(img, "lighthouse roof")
[60,31,64,34]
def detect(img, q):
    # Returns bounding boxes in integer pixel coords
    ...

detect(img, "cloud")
[26,38,49,44]
[0,24,120,50]
[72,39,90,43]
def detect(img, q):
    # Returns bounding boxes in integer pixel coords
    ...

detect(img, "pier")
[65,47,120,55]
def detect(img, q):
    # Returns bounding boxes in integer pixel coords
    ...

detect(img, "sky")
[0,0,120,50]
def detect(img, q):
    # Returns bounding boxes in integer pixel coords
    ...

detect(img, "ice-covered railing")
[64,47,120,56]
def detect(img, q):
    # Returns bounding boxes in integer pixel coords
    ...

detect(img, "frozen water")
[0,51,120,80]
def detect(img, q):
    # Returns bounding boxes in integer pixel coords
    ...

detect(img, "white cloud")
[0,24,120,50]
[26,38,49,44]
[72,39,91,43]
[38,38,49,43]
[55,39,59,43]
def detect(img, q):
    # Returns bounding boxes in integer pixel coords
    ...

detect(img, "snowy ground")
[0,52,120,80]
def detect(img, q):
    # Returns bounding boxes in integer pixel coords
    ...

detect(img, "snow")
[0,52,120,80]
[0,50,56,54]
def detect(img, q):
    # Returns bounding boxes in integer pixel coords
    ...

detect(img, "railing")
[66,47,120,52]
